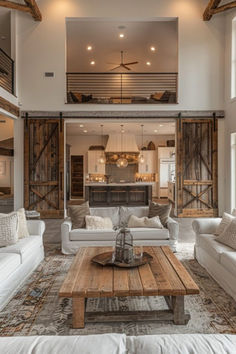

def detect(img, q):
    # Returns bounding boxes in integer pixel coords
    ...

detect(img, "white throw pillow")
[217,218,236,250]
[17,208,29,239]
[0,212,18,247]
[128,215,163,229]
[214,212,236,236]
[85,215,113,230]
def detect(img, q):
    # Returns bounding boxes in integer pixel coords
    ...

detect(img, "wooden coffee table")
[59,246,199,328]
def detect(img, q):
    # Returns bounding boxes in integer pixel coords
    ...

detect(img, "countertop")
[85,182,155,186]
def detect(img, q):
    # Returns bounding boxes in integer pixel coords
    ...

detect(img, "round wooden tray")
[91,251,153,268]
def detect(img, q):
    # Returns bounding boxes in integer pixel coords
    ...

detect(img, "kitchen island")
[85,183,152,207]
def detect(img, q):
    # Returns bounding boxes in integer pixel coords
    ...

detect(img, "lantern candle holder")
[114,228,134,264]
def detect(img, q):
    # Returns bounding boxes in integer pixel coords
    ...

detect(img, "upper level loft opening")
[0,8,14,95]
[66,18,178,104]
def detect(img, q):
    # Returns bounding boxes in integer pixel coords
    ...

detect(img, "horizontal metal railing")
[67,72,178,104]
[0,48,14,94]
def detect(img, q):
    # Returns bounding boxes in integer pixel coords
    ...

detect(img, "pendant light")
[98,124,106,164]
[116,125,128,168]
[139,124,145,164]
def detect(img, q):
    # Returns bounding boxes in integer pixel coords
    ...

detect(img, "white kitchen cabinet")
[88,151,106,174]
[157,147,175,159]
[138,151,157,174]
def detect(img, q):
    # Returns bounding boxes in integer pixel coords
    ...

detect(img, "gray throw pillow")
[68,202,90,229]
[148,201,171,227]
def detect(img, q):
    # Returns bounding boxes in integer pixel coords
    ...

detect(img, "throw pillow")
[17,208,29,239]
[148,201,171,227]
[85,215,113,230]
[214,212,235,236]
[217,218,236,250]
[128,215,163,229]
[0,212,18,247]
[68,202,90,229]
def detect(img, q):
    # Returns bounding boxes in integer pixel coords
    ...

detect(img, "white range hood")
[105,134,139,153]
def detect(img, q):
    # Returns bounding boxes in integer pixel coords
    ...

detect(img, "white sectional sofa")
[61,206,179,254]
[192,218,236,301]
[0,220,45,311]
[0,333,235,354]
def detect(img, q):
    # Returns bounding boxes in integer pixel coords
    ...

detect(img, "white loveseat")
[0,220,45,311]
[192,218,236,301]
[61,206,179,255]
[0,333,235,354]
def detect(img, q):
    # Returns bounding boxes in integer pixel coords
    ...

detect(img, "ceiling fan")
[109,51,138,71]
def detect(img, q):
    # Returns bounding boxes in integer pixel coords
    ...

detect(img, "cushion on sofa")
[214,212,236,236]
[0,253,21,283]
[220,252,236,277]
[196,234,234,261]
[0,236,42,263]
[120,206,149,226]
[148,201,171,227]
[129,228,169,240]
[69,229,117,241]
[68,202,90,229]
[85,215,113,230]
[217,218,236,250]
[90,207,120,227]
[0,212,18,246]
[128,215,163,229]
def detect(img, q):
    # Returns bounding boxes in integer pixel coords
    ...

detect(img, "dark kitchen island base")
[85,185,152,207]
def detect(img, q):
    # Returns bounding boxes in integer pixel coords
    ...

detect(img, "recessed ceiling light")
[154,129,158,133]
[90,61,95,65]
[159,124,163,127]
[150,46,156,52]
[121,129,125,133]
[87,45,92,51]
[79,124,84,128]
[83,130,88,133]
[146,61,151,66]
[119,33,124,38]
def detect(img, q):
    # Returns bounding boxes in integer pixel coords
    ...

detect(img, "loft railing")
[66,72,178,104]
[0,48,14,95]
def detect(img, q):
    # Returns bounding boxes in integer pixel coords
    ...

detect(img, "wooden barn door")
[176,118,218,217]
[24,118,64,218]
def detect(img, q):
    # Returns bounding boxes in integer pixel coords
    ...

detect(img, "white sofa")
[0,333,235,354]
[192,218,236,301]
[0,220,45,311]
[61,206,179,255]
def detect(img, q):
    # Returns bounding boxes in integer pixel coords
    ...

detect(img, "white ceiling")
[66,19,178,72]
[66,122,175,136]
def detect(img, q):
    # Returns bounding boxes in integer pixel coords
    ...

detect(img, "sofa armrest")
[61,220,72,237]
[192,218,221,235]
[166,217,179,241]
[27,220,45,237]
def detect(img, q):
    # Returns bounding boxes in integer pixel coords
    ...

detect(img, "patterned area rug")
[0,243,236,336]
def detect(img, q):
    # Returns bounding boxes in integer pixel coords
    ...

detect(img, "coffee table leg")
[172,296,189,325]
[72,297,85,328]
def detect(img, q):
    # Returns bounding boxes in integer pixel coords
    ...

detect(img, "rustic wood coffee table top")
[59,246,199,298]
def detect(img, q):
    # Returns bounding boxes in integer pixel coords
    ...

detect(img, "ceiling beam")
[203,0,222,21]
[0,0,31,13]
[209,1,236,15]
[0,0,41,21]
[24,0,42,21]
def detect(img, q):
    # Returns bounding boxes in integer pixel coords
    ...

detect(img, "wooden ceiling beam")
[0,0,41,21]
[0,0,31,13]
[203,0,222,21]
[209,1,236,15]
[24,0,42,21]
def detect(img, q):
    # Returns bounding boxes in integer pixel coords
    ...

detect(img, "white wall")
[15,0,225,111]
[224,9,236,213]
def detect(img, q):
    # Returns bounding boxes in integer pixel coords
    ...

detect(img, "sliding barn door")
[176,118,218,217]
[24,118,64,218]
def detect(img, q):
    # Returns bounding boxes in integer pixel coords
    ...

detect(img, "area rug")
[0,243,236,336]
